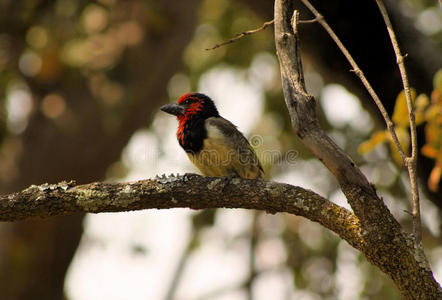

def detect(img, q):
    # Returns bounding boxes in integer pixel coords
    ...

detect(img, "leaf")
[421,144,438,159]
[425,122,442,145]
[433,68,442,90]
[431,69,442,105]
[420,69,442,191]
[415,94,429,125]
[388,127,409,165]
[358,131,388,154]
[424,104,441,122]
[392,88,416,128]
[428,162,442,193]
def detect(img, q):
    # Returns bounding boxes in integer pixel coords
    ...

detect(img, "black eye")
[183,99,192,105]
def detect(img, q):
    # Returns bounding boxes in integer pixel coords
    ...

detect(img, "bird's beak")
[160,103,185,116]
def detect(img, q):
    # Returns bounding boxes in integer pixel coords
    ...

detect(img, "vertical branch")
[299,0,407,164]
[164,230,195,300]
[374,0,422,248]
[275,1,441,296]
[300,0,422,248]
[274,0,392,227]
[245,211,259,300]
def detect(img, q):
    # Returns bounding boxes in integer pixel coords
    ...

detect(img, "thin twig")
[299,0,422,247]
[299,0,408,164]
[205,20,274,51]
[374,0,421,247]
[299,18,319,24]
[245,211,259,300]
[205,18,318,51]
[274,1,440,295]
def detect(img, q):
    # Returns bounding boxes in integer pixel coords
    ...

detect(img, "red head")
[160,93,220,146]
[161,93,219,121]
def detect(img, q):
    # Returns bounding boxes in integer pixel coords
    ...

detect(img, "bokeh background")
[0,0,441,299]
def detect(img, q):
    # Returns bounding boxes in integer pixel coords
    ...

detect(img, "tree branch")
[2,172,440,298]
[0,174,363,248]
[375,0,422,250]
[273,0,441,298]
[275,0,393,232]
[299,0,408,164]
[206,20,274,51]
[205,18,317,51]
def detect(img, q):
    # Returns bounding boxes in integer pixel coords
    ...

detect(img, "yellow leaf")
[424,105,441,122]
[388,127,410,165]
[431,89,442,106]
[358,131,388,154]
[428,162,442,193]
[421,144,438,159]
[392,88,416,128]
[425,122,442,145]
[415,93,429,110]
[415,94,429,125]
[433,68,442,90]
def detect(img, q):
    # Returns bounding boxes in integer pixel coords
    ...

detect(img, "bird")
[160,92,264,179]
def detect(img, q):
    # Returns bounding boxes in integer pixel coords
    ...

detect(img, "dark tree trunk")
[0,0,202,299]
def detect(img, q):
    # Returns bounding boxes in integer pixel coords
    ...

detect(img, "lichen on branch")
[0,174,363,248]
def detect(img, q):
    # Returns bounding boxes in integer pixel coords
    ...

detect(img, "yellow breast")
[187,137,263,179]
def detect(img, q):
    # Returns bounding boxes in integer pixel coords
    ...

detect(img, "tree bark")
[273,0,441,298]
[1,176,360,249]
[1,173,441,298]
[239,0,442,209]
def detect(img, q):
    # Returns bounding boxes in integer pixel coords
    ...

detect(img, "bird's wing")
[205,117,264,179]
